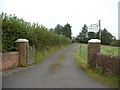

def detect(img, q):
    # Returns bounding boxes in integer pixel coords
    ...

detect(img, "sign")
[88,24,99,33]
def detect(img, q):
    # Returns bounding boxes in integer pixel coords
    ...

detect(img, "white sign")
[88,24,99,33]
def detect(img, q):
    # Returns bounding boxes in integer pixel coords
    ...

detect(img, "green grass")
[78,44,88,62]
[73,43,119,88]
[34,45,70,64]
[77,44,118,62]
[101,45,118,55]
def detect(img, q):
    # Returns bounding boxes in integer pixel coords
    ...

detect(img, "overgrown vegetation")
[1,12,71,52]
[73,44,119,88]
[34,45,69,64]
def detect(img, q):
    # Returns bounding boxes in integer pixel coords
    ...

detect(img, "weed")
[58,53,65,60]
[49,62,62,71]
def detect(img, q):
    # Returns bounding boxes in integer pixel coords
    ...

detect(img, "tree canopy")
[54,23,72,39]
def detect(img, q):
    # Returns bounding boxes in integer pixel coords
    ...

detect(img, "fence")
[27,45,35,65]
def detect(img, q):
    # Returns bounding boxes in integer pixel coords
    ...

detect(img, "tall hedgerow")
[1,12,71,52]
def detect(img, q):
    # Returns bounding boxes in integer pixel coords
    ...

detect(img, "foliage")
[78,24,115,45]
[78,24,88,43]
[88,32,97,40]
[1,12,71,52]
[62,23,72,39]
[101,28,113,45]
[54,24,63,35]
[54,23,72,39]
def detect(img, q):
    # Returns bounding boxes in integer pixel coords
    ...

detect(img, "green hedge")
[1,12,71,52]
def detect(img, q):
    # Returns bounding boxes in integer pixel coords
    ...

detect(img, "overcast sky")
[0,0,119,39]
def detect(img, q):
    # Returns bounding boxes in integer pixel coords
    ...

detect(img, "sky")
[0,0,119,39]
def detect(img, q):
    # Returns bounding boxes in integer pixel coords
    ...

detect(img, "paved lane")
[3,44,110,88]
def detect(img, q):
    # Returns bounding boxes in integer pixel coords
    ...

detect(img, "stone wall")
[88,39,119,75]
[96,53,120,75]
[1,52,19,70]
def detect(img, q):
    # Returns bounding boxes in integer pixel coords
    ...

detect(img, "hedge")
[1,12,71,52]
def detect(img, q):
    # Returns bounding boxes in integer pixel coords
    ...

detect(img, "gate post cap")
[16,39,29,43]
[88,39,101,43]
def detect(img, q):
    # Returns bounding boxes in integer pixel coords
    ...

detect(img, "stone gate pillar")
[16,39,29,66]
[88,39,101,68]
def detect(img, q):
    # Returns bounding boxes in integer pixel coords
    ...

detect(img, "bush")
[1,12,71,52]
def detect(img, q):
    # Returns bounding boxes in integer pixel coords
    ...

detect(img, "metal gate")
[27,45,35,65]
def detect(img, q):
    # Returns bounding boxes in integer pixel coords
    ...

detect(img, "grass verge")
[34,45,70,64]
[73,43,118,88]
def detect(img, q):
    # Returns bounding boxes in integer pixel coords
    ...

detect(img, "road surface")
[3,44,110,88]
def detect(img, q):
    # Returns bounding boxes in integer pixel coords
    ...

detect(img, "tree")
[78,24,116,45]
[54,24,63,35]
[62,23,72,39]
[79,24,88,43]
[88,32,97,40]
[101,28,114,45]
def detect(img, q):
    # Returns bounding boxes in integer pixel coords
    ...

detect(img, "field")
[73,43,119,88]
[101,45,118,55]
[75,44,118,62]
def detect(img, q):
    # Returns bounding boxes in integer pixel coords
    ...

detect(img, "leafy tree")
[101,28,114,45]
[88,32,97,40]
[62,23,72,39]
[54,24,63,35]
[79,24,88,43]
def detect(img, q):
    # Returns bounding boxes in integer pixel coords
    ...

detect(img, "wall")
[1,52,19,70]
[96,53,120,75]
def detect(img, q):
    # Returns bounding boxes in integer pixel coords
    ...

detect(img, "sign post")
[88,20,101,40]
[88,24,99,33]
[98,20,101,40]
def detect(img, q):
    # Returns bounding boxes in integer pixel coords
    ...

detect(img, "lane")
[3,44,110,88]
